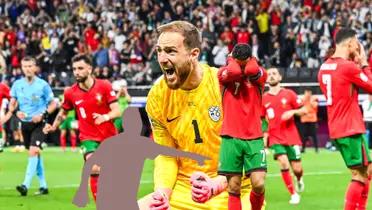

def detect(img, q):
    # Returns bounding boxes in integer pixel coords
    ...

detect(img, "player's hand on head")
[358,42,369,66]
[226,56,242,70]
[149,190,170,210]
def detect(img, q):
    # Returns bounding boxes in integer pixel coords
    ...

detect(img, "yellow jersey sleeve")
[146,80,179,190]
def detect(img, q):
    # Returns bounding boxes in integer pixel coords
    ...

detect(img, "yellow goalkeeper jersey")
[146,64,223,189]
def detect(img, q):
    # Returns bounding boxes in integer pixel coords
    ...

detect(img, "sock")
[90,174,99,201]
[60,133,66,150]
[358,176,371,210]
[70,133,77,149]
[345,180,365,210]
[14,139,20,147]
[228,193,242,210]
[294,169,303,182]
[36,156,47,189]
[250,190,265,210]
[22,156,38,188]
[281,169,295,195]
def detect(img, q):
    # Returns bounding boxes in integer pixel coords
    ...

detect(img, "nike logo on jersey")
[166,116,180,123]
[75,100,83,105]
[264,102,271,108]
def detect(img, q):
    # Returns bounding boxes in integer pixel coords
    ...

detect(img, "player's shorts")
[21,121,46,150]
[114,117,123,133]
[10,115,21,131]
[334,134,372,168]
[271,144,301,161]
[218,136,267,175]
[59,117,74,130]
[261,119,268,133]
[80,140,100,159]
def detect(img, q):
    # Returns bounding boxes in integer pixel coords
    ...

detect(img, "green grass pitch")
[0,147,370,210]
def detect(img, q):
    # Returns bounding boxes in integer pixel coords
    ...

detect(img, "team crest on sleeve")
[208,106,221,122]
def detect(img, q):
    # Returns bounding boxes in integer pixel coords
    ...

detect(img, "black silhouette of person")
[73,107,209,210]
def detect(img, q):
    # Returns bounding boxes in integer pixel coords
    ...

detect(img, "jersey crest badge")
[208,106,221,122]
[96,93,103,105]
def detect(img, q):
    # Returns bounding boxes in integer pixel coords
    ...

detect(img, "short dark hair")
[21,56,37,65]
[335,28,357,45]
[232,43,252,60]
[71,54,93,66]
[157,21,201,51]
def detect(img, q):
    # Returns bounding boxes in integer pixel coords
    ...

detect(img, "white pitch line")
[0,171,346,190]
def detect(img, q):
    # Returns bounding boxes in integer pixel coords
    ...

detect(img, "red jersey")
[218,58,267,140]
[0,83,10,107]
[262,88,303,146]
[318,57,372,139]
[62,79,118,142]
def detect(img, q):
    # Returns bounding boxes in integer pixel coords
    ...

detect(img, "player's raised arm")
[345,43,372,93]
[218,57,245,84]
[246,58,267,88]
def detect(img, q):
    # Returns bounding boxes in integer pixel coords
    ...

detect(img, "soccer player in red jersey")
[262,67,307,205]
[217,43,267,210]
[43,54,121,201]
[318,28,372,210]
[0,82,10,151]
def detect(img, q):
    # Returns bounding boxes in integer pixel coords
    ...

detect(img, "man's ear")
[190,48,200,62]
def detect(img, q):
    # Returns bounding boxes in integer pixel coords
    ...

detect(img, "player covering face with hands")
[318,28,372,210]
[211,43,267,210]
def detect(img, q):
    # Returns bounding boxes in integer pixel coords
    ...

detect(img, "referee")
[1,56,57,196]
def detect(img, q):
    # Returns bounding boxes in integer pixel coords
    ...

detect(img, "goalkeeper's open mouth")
[163,67,176,82]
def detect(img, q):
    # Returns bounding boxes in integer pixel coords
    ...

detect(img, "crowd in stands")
[0,0,371,88]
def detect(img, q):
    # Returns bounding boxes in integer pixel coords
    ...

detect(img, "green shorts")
[334,134,371,168]
[59,117,74,130]
[80,140,100,159]
[218,136,267,176]
[114,117,123,133]
[261,118,268,133]
[271,144,301,161]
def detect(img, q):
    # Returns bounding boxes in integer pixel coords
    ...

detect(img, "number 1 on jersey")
[192,120,203,144]
[322,74,332,105]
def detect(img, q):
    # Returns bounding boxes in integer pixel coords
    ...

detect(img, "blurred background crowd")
[0,0,371,89]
